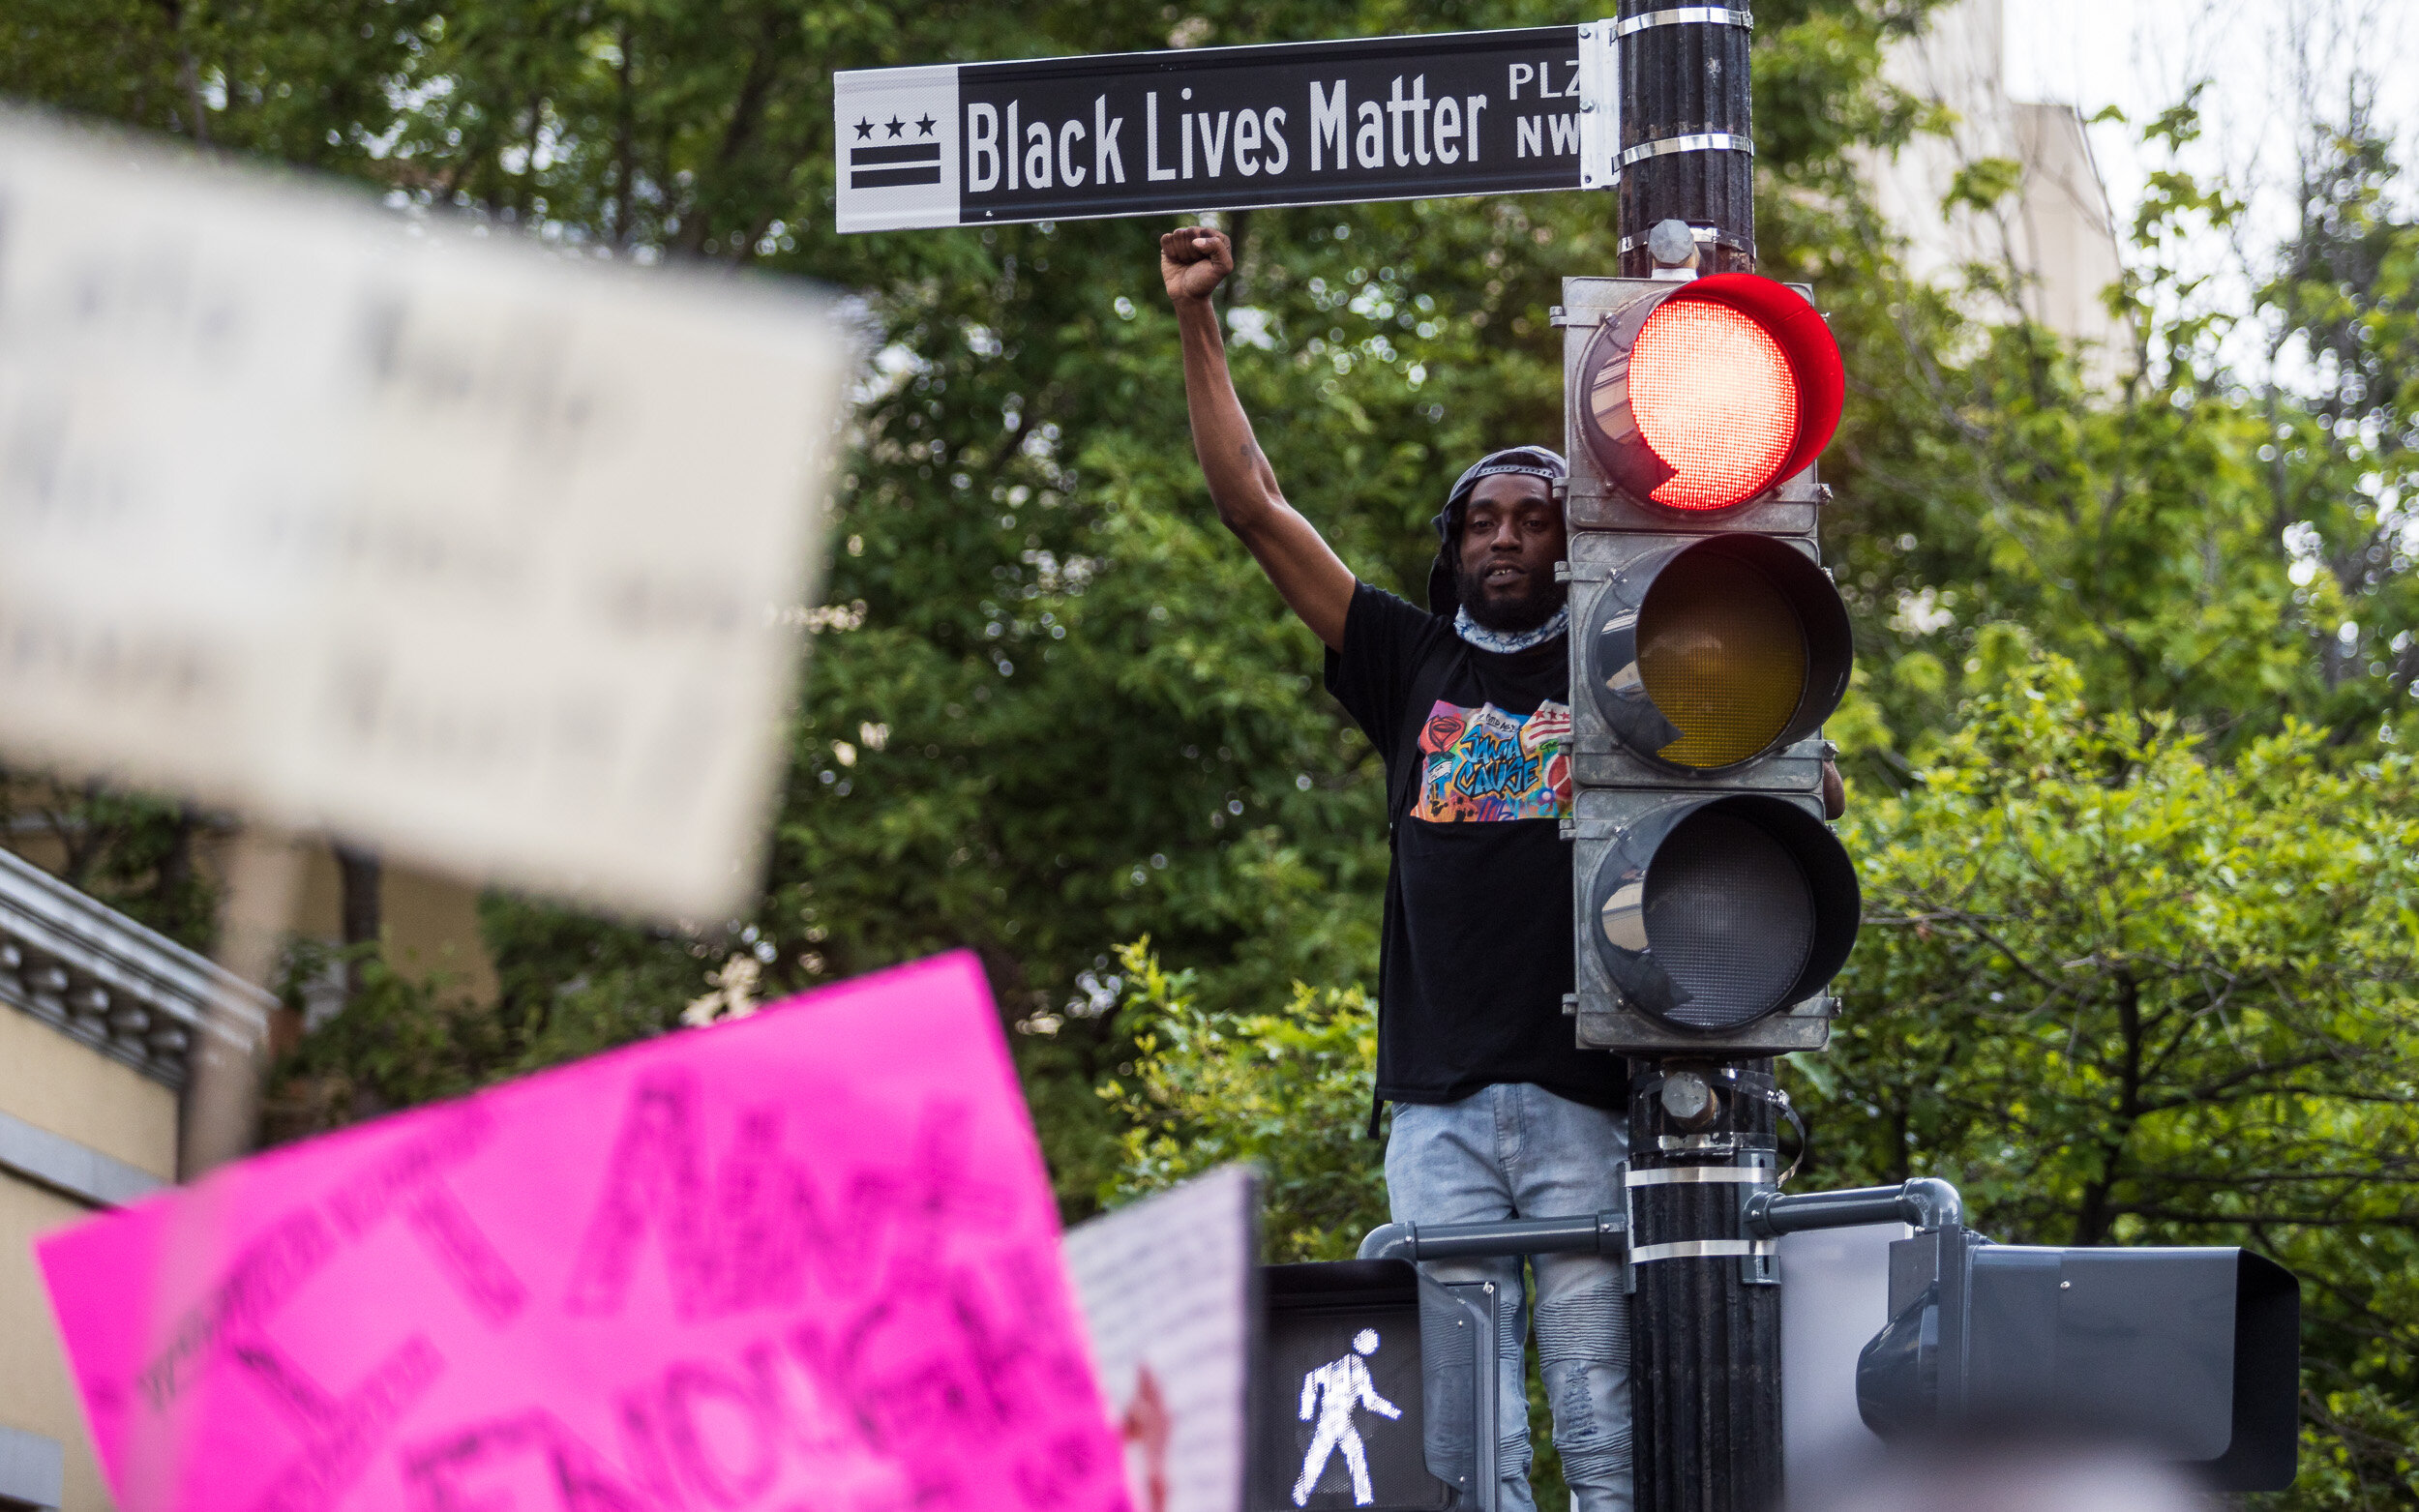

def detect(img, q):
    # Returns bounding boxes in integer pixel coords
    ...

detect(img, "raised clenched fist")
[1159,226,1233,304]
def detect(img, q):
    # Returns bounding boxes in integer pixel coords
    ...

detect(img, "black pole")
[1626,1063,1784,1512]
[1611,10,1773,1509]
[1615,0,1756,277]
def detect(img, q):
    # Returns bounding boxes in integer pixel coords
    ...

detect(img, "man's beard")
[1456,559,1567,633]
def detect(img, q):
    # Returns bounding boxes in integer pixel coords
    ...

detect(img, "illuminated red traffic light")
[1576,273,1845,513]
[1629,302,1798,510]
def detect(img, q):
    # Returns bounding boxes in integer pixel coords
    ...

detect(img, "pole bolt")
[1660,1071,1719,1129]
[1647,218,1700,271]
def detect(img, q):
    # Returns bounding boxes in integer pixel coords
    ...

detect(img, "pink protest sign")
[36,951,1128,1512]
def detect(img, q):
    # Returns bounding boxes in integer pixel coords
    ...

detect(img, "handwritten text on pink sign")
[38,952,1127,1512]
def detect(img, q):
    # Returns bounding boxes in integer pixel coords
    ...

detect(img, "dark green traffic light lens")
[1636,806,1816,1028]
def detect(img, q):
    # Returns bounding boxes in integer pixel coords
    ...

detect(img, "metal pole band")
[1616,7,1754,37]
[1619,133,1755,170]
[1630,1238,1777,1265]
[1626,1165,1774,1187]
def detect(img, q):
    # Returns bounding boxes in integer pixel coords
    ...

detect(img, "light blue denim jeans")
[1385,1082,1632,1512]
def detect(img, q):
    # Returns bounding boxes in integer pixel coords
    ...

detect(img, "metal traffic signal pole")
[1601,7,1785,1511]
[1613,0,1756,279]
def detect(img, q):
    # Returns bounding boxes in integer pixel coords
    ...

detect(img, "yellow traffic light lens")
[1637,551,1807,767]
[1628,300,1799,511]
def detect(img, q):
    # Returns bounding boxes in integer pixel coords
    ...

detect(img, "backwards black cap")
[1425,446,1568,615]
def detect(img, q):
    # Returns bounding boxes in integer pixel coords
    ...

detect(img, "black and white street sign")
[835,25,1620,232]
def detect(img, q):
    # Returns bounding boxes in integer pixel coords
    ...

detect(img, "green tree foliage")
[1098,939,1386,1264]
[0,0,427,163]
[0,781,216,948]
[1821,89,2419,768]
[261,936,681,1141]
[2260,82,2419,734]
[1825,656,2419,1243]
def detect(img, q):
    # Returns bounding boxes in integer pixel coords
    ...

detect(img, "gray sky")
[2004,0,2416,366]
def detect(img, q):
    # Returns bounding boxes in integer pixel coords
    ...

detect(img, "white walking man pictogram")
[1291,1327,1402,1506]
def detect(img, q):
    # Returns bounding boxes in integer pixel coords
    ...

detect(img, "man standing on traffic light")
[1160,225,1630,1512]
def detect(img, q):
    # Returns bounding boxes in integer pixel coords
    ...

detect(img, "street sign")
[835,26,1621,233]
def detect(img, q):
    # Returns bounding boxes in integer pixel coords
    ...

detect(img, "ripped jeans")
[1385,1083,1632,1512]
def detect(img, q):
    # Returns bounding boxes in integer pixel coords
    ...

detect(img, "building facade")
[1859,0,2131,358]
[0,847,272,1512]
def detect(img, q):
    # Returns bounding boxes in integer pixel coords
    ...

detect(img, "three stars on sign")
[852,114,939,140]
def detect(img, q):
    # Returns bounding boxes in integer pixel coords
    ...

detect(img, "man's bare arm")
[1161,226,1356,651]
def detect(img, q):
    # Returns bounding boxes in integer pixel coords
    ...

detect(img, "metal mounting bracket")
[1577,19,1622,191]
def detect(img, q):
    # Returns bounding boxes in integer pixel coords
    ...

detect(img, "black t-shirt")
[1325,582,1626,1111]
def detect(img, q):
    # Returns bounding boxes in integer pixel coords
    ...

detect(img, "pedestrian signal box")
[1254,1260,1500,1511]
[1559,273,1860,1057]
[1857,1224,2301,1492]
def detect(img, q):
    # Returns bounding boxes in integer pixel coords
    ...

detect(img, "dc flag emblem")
[833,64,960,231]
[847,114,942,189]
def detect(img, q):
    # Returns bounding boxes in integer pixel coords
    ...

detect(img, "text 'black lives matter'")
[833,27,1618,232]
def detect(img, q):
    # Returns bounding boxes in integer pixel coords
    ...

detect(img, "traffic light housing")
[1856,1224,2300,1491]
[1561,274,1859,1055]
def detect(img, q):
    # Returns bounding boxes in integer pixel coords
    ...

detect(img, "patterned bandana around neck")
[1455,603,1568,654]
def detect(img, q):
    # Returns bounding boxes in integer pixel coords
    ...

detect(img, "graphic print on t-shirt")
[1412,699,1573,822]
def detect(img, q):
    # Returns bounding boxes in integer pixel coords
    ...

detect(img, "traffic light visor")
[1578,274,1845,513]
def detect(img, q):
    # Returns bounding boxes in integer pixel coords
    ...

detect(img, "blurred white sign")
[0,111,851,920]
[1064,1167,1258,1512]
